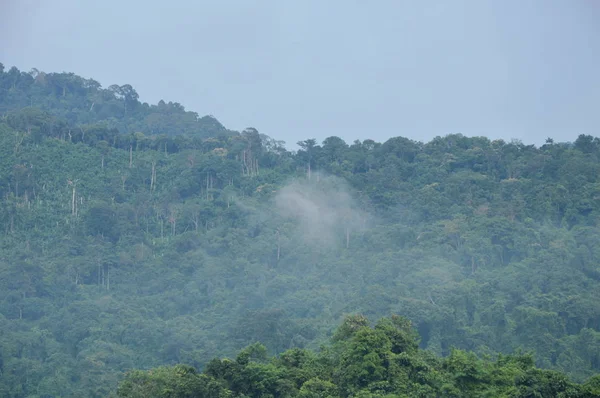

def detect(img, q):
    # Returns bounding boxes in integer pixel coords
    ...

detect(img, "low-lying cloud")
[274,176,369,247]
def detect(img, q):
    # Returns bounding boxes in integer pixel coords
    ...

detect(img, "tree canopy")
[116,315,600,397]
[0,64,599,397]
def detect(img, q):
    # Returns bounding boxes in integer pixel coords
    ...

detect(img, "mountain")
[0,64,599,397]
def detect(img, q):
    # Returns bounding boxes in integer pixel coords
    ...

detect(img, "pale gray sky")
[1,0,599,147]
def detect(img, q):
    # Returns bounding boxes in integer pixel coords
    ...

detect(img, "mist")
[274,175,369,248]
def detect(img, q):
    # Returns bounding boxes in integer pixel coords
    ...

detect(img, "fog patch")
[274,176,370,248]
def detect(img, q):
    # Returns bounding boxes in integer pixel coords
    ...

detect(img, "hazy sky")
[1,0,599,147]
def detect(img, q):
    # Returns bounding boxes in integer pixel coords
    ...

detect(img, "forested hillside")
[1,64,599,397]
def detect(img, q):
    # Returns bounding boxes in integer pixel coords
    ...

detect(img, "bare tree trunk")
[151,161,156,191]
[346,227,350,249]
[428,294,437,306]
[72,186,76,216]
[276,228,281,261]
[14,131,25,154]
[129,144,133,168]
[79,126,86,143]
[190,215,199,232]
[206,173,210,200]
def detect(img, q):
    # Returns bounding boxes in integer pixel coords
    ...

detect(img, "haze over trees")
[0,64,599,397]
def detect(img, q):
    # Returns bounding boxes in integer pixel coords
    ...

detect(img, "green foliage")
[117,364,230,398]
[0,64,599,396]
[117,315,593,397]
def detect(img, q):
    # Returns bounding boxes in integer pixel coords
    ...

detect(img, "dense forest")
[116,315,600,397]
[0,63,599,397]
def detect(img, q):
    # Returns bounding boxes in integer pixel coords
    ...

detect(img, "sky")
[1,0,599,148]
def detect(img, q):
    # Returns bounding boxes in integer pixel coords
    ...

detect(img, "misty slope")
[1,65,600,397]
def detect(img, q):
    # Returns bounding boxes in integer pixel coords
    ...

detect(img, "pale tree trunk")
[346,227,350,249]
[276,228,281,261]
[150,161,157,191]
[428,294,437,306]
[190,214,200,232]
[14,131,25,154]
[71,186,76,216]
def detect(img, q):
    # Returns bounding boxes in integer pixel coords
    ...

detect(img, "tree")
[297,139,318,180]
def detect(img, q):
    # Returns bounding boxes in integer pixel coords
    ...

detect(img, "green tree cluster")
[116,315,600,397]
